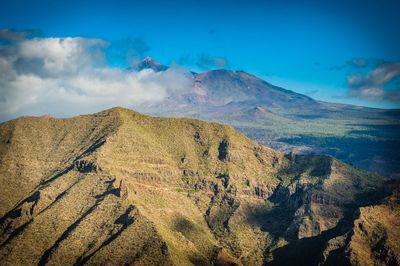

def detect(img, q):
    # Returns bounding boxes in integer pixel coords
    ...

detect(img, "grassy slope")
[0,107,392,266]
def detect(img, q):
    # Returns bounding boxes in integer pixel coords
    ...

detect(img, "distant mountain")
[140,68,319,115]
[133,59,400,178]
[192,70,318,109]
[131,57,169,72]
[0,107,398,265]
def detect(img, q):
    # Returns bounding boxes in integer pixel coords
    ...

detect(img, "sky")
[0,0,400,120]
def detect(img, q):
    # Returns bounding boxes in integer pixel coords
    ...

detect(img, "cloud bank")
[0,30,192,121]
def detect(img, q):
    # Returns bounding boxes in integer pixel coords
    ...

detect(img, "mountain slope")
[346,187,400,266]
[134,59,400,178]
[0,107,396,265]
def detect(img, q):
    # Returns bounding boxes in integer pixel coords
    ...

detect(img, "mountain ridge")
[1,107,397,265]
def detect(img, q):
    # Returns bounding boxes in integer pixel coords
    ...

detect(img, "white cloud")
[18,37,107,75]
[0,31,192,121]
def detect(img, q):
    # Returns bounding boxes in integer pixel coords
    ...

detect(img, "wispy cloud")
[330,57,392,71]
[348,58,369,68]
[347,62,400,101]
[0,29,192,121]
[196,53,228,69]
[0,29,30,42]
[178,53,229,70]
[107,37,150,67]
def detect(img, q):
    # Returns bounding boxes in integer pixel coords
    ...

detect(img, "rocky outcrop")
[74,159,100,173]
[254,186,270,199]
[114,178,128,199]
[268,183,306,209]
[218,140,230,161]
[306,192,341,206]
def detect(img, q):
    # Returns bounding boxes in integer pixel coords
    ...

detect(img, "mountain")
[133,60,400,178]
[140,68,319,115]
[0,107,398,265]
[132,57,169,72]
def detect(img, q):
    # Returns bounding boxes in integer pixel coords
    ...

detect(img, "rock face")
[74,159,100,173]
[345,186,400,266]
[0,107,396,266]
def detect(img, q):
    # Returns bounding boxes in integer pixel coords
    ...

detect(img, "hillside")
[135,60,400,178]
[0,107,397,265]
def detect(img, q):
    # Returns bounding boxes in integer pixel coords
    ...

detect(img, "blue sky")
[1,0,400,109]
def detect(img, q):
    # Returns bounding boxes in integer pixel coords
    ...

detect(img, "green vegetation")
[212,108,400,179]
[0,107,397,266]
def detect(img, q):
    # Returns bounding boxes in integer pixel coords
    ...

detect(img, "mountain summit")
[0,107,398,265]
[132,57,168,72]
